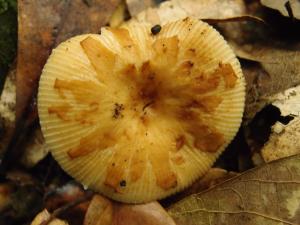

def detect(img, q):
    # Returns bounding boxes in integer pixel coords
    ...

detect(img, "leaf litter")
[168,154,300,225]
[261,0,300,20]
[128,0,264,25]
[1,0,300,224]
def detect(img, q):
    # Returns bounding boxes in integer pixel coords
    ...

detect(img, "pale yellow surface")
[38,18,245,203]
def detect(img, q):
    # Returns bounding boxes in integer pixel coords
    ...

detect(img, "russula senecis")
[38,17,245,203]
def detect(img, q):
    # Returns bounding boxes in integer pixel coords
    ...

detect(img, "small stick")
[40,191,94,225]
[285,1,294,20]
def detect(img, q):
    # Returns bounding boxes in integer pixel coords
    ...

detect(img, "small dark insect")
[151,24,161,35]
[120,180,126,187]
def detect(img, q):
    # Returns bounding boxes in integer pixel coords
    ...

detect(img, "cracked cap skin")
[38,17,245,203]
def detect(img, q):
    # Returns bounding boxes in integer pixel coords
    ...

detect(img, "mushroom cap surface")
[38,18,245,203]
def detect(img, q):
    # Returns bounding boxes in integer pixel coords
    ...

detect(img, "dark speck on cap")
[151,24,161,35]
[120,180,126,187]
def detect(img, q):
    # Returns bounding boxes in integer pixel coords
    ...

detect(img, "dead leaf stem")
[40,191,94,225]
[170,209,299,225]
[284,1,294,19]
[215,187,246,209]
[203,15,267,24]
[240,179,300,184]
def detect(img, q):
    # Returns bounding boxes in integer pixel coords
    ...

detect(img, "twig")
[203,15,267,25]
[40,191,94,225]
[285,1,294,20]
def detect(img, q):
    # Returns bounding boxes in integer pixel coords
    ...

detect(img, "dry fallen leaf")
[185,168,238,193]
[168,154,300,225]
[169,0,247,20]
[130,0,248,25]
[231,43,300,120]
[262,117,300,162]
[109,0,128,28]
[232,43,300,96]
[84,195,113,225]
[126,0,156,16]
[112,202,177,225]
[162,168,238,206]
[0,65,16,154]
[0,0,122,172]
[84,195,176,225]
[4,0,300,223]
[240,62,271,121]
[261,0,300,20]
[213,0,300,122]
[260,84,300,162]
[16,0,121,121]
[31,209,68,225]
[268,85,300,117]
[17,0,68,121]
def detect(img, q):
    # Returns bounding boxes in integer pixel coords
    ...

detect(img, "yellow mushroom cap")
[38,17,245,203]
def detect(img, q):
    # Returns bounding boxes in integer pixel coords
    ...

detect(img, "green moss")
[0,0,16,14]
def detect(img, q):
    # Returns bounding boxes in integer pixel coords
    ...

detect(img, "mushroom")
[38,17,245,203]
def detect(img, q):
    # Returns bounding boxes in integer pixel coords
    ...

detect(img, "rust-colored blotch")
[38,18,245,203]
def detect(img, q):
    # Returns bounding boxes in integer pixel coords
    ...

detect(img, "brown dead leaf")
[31,209,68,225]
[208,0,300,123]
[53,0,122,44]
[262,117,300,162]
[0,0,122,172]
[269,85,300,117]
[17,0,68,122]
[187,168,238,192]
[113,202,176,225]
[232,43,300,95]
[84,195,113,225]
[241,62,272,121]
[126,0,156,17]
[261,0,300,20]
[230,42,300,121]
[109,0,128,28]
[168,154,300,225]
[130,0,249,25]
[259,83,300,162]
[162,168,238,207]
[216,0,300,122]
[169,0,246,19]
[17,0,121,121]
[84,195,176,225]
